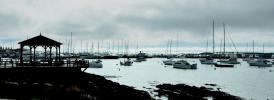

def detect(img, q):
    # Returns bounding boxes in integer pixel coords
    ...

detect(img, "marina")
[1,0,274,99]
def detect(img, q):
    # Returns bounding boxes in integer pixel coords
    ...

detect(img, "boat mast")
[86,41,88,53]
[213,20,215,54]
[166,40,169,56]
[127,40,130,55]
[263,43,264,53]
[101,40,103,53]
[118,40,120,54]
[66,36,68,53]
[107,41,110,53]
[176,33,179,54]
[223,23,226,55]
[112,40,115,53]
[246,42,249,53]
[220,40,222,55]
[80,40,82,53]
[122,40,124,55]
[91,40,94,54]
[98,40,100,54]
[70,32,73,54]
[169,40,172,56]
[136,41,139,53]
[125,40,128,55]
[252,40,254,57]
[206,39,208,53]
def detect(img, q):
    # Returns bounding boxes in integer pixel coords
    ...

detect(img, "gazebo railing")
[0,59,89,68]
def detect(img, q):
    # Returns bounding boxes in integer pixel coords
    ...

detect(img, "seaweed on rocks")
[155,84,242,100]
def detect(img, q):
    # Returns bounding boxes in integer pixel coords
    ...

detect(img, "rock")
[155,84,242,100]
[205,83,217,87]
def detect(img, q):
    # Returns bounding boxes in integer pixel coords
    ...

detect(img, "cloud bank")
[0,0,274,50]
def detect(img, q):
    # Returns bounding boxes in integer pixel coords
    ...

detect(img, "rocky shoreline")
[0,68,241,100]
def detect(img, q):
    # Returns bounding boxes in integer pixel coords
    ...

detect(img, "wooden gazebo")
[18,34,62,66]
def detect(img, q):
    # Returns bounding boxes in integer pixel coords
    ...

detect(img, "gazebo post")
[58,46,61,62]
[49,46,52,66]
[29,46,32,64]
[20,45,24,66]
[33,46,36,63]
[55,46,58,62]
[49,46,52,60]
[44,46,47,65]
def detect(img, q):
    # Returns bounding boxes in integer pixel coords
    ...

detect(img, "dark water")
[86,58,274,99]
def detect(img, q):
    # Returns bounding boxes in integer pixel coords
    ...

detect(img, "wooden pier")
[0,34,89,73]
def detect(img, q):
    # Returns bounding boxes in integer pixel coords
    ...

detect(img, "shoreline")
[0,68,241,99]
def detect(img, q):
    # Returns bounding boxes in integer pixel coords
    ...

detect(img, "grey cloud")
[0,13,20,31]
[42,20,122,40]
[117,0,274,37]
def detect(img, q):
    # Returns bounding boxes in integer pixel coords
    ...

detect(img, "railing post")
[67,60,69,67]
[4,61,6,68]
[12,61,14,68]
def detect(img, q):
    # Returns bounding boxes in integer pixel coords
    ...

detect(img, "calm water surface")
[85,58,274,99]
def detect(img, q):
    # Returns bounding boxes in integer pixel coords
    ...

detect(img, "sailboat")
[200,40,215,64]
[249,59,272,67]
[200,20,216,65]
[163,39,175,65]
[120,40,133,66]
[243,40,256,63]
[163,58,175,65]
[200,56,215,64]
[214,23,235,67]
[120,58,133,66]
[90,40,103,68]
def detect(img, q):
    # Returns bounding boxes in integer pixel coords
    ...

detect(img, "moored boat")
[134,51,147,62]
[90,59,103,68]
[173,60,197,69]
[120,58,133,66]
[163,58,175,65]
[200,57,215,65]
[134,57,146,62]
[218,57,240,64]
[249,59,272,67]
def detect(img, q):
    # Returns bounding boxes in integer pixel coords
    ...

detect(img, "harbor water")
[86,58,274,99]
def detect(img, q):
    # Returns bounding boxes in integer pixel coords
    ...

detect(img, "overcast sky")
[0,0,274,52]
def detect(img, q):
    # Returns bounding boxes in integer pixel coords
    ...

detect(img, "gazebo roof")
[18,34,62,46]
